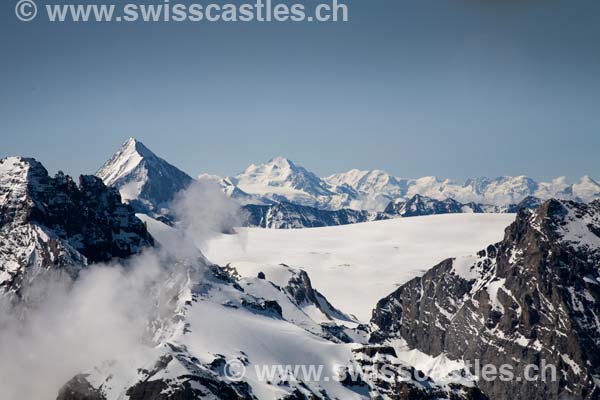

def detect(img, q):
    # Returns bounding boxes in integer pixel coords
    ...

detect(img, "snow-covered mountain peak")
[96,137,153,186]
[413,175,444,185]
[578,174,599,186]
[322,169,406,210]
[268,155,296,168]
[325,168,401,192]
[528,198,600,250]
[233,156,334,199]
[0,156,37,183]
[96,138,192,214]
[507,174,537,188]
[240,156,304,182]
[122,137,156,158]
[0,156,47,182]
[550,176,569,186]
[0,155,33,170]
[0,156,52,224]
[572,175,600,200]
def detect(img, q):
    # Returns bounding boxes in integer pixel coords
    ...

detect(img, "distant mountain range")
[95,138,600,226]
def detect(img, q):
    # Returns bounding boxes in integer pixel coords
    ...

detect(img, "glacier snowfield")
[204,213,516,321]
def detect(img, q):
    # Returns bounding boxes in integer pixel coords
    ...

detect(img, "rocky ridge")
[242,201,389,229]
[370,199,600,399]
[0,156,153,295]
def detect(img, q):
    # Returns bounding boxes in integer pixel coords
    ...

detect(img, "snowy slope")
[204,213,515,321]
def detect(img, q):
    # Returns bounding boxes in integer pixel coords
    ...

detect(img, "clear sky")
[1,0,599,181]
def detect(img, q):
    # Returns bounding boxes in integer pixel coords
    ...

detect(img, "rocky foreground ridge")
[0,156,153,296]
[371,199,600,399]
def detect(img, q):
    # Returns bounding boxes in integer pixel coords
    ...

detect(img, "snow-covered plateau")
[204,214,515,321]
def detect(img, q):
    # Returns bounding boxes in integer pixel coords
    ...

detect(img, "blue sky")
[1,0,599,180]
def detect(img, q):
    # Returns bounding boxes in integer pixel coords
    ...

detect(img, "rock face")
[282,266,356,324]
[0,156,153,294]
[56,375,106,400]
[384,194,542,217]
[96,138,193,215]
[351,345,489,400]
[384,194,480,217]
[503,195,544,213]
[371,199,600,400]
[57,354,255,400]
[242,201,389,229]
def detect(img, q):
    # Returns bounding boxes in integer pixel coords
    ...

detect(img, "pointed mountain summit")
[96,138,192,214]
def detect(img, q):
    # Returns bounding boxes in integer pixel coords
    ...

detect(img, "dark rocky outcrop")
[283,266,355,323]
[242,201,389,229]
[57,375,106,400]
[0,156,153,293]
[351,346,489,400]
[384,194,542,217]
[384,194,473,216]
[371,199,600,399]
[57,355,255,400]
